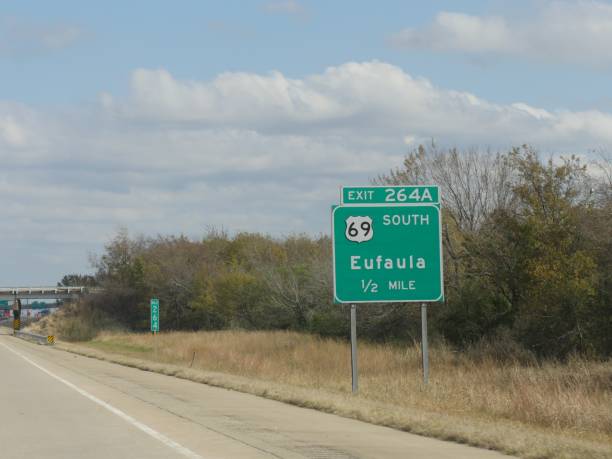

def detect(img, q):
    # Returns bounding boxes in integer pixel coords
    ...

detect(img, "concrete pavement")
[0,330,514,459]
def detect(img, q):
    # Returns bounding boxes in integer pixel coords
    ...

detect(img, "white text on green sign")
[342,186,439,205]
[332,205,443,303]
[150,298,159,332]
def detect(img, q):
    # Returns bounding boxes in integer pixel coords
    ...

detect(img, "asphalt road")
[0,331,513,459]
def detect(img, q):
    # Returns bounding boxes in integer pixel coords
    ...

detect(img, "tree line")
[62,146,611,358]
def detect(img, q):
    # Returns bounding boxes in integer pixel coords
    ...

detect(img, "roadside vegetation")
[36,145,611,458]
[58,145,611,359]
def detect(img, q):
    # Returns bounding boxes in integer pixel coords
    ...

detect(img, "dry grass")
[65,330,611,459]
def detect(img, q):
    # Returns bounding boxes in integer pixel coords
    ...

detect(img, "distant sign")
[150,298,159,332]
[342,186,439,206]
[332,201,443,303]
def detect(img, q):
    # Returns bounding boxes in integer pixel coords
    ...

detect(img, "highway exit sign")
[332,188,443,303]
[150,298,159,332]
[342,185,439,205]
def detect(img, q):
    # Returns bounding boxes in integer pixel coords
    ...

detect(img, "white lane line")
[0,341,204,459]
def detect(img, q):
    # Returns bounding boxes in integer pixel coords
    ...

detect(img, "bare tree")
[591,152,612,206]
[377,144,515,232]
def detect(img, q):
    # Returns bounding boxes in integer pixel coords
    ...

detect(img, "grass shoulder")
[85,338,152,355]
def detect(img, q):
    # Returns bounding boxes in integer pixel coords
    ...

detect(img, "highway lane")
[0,331,514,459]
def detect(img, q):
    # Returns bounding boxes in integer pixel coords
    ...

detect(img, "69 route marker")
[345,216,373,243]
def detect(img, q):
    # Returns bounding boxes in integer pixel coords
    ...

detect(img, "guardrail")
[14,331,55,345]
[0,286,102,301]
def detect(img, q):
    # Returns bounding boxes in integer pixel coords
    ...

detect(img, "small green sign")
[332,204,443,303]
[150,298,159,332]
[342,186,439,205]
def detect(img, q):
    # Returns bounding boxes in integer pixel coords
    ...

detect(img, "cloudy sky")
[2,0,612,285]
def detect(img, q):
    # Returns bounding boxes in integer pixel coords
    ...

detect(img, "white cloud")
[0,116,27,147]
[263,1,307,17]
[0,17,84,57]
[40,25,82,50]
[106,61,612,148]
[391,12,514,54]
[1,60,612,283]
[390,1,612,65]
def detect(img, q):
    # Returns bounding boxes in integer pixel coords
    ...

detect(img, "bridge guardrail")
[14,331,55,345]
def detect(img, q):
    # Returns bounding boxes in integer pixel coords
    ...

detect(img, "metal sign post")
[421,303,429,385]
[12,298,21,333]
[333,185,443,388]
[350,304,358,393]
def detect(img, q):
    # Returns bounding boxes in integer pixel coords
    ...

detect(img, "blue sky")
[4,0,612,109]
[1,0,612,284]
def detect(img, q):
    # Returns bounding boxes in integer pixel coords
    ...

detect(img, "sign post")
[350,304,358,393]
[421,303,429,384]
[150,298,159,334]
[12,298,21,333]
[333,186,443,387]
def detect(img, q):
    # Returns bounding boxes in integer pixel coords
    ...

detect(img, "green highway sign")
[342,186,439,206]
[150,298,159,332]
[332,204,443,303]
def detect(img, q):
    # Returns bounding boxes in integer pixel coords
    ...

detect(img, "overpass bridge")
[1,286,100,331]
[0,287,98,301]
